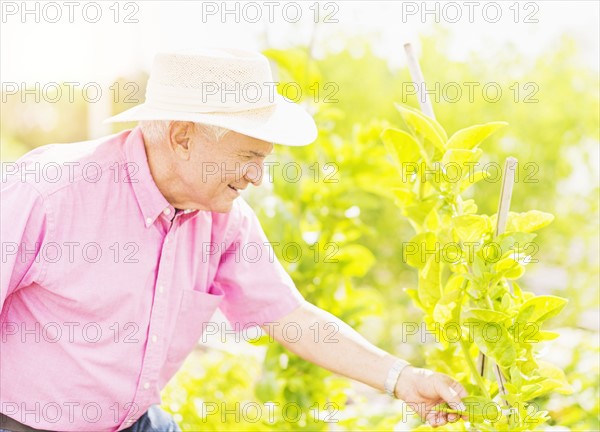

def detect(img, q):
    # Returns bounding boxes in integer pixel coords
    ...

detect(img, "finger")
[449,380,468,419]
[435,410,447,427]
[427,409,442,427]
[426,411,438,428]
[439,379,467,412]
[451,379,468,399]
[447,413,459,422]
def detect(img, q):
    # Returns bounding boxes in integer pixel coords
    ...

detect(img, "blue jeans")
[122,405,181,432]
[0,405,181,432]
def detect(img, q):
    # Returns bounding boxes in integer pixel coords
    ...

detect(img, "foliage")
[382,103,572,430]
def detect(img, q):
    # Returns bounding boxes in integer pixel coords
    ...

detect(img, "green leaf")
[516,295,568,324]
[536,330,560,341]
[508,284,524,304]
[394,103,446,152]
[441,239,463,264]
[391,188,417,207]
[394,103,448,141]
[403,232,437,268]
[423,208,440,231]
[481,240,503,263]
[510,365,526,389]
[452,214,492,243]
[471,254,486,277]
[468,308,511,323]
[381,128,422,170]
[462,199,478,214]
[522,361,573,399]
[418,255,442,311]
[440,149,484,188]
[433,286,462,326]
[403,198,437,227]
[500,292,512,310]
[446,121,508,150]
[493,256,525,279]
[464,318,516,368]
[442,148,483,169]
[459,170,486,193]
[495,232,537,256]
[497,210,555,233]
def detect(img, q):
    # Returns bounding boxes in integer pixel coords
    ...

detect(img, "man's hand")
[395,366,467,427]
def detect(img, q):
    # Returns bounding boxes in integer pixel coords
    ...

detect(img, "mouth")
[227,184,241,196]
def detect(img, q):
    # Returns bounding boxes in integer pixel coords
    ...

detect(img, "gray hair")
[139,120,230,145]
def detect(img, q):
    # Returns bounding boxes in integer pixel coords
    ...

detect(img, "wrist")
[384,358,411,398]
[393,364,415,400]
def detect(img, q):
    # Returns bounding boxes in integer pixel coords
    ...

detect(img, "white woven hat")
[104,47,317,146]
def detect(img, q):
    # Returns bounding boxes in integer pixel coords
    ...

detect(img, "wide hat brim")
[103,94,317,147]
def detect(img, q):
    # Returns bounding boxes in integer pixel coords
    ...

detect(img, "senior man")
[0,48,466,432]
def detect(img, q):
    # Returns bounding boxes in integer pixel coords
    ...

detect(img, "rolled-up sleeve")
[213,199,305,330]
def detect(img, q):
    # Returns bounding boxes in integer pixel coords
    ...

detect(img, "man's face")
[173,123,274,213]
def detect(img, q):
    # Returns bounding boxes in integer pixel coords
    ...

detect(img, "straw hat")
[104,47,317,146]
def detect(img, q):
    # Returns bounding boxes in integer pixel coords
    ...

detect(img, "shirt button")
[143,382,150,389]
[158,285,164,293]
[163,208,171,215]
[145,217,153,225]
[151,335,158,343]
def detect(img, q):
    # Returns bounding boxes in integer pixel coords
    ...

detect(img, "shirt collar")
[124,127,176,228]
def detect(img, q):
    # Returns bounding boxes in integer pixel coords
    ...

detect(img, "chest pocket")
[165,286,224,366]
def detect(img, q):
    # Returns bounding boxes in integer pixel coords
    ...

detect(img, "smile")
[227,185,240,196]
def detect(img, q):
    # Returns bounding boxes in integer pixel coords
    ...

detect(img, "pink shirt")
[0,127,304,431]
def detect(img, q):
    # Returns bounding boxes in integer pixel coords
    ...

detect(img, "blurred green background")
[2,12,598,432]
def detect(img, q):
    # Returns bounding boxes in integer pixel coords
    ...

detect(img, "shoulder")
[2,130,131,197]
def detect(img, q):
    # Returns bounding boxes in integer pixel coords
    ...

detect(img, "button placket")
[125,220,178,423]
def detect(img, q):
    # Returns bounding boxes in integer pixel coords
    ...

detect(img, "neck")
[144,141,183,207]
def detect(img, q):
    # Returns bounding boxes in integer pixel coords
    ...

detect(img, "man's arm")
[261,300,467,427]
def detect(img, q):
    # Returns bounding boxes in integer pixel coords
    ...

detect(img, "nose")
[243,162,264,186]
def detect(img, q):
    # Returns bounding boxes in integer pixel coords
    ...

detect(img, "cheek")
[191,163,219,188]
[222,162,244,183]
[190,169,206,186]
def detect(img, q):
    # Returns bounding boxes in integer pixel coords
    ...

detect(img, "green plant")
[382,103,572,431]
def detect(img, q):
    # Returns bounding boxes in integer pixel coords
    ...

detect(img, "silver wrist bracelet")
[384,359,411,398]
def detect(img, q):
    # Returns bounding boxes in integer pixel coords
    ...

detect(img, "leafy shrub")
[382,103,572,430]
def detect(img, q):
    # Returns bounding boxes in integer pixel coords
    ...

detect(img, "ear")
[168,121,195,160]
